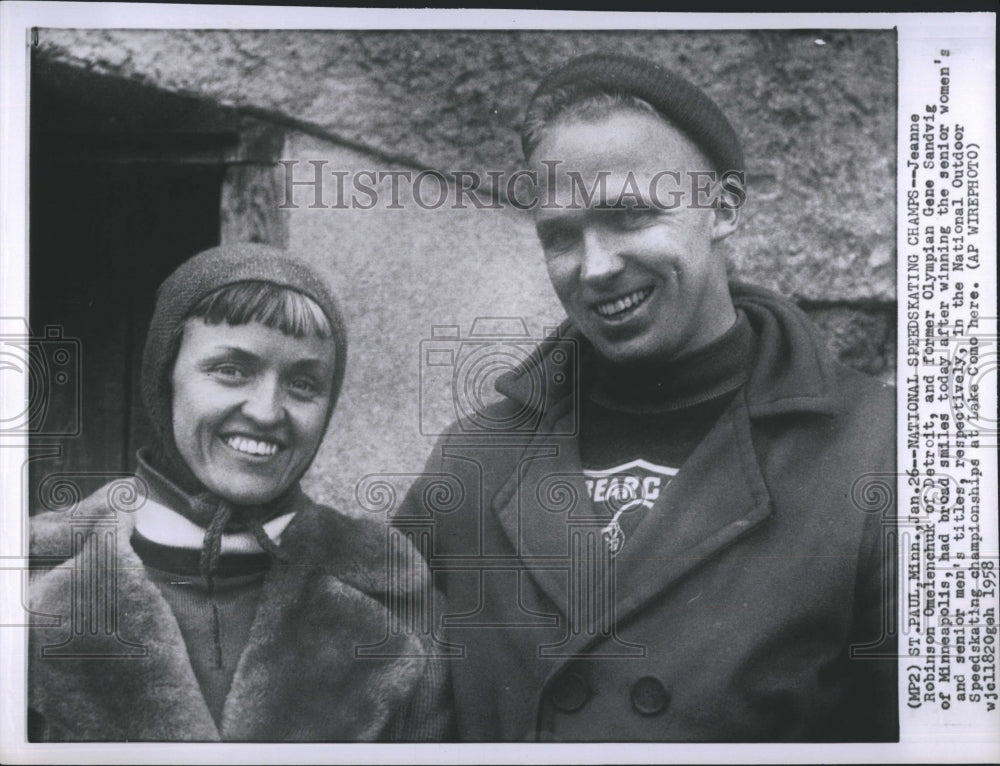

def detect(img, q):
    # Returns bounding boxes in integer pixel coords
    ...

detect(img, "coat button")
[630,676,670,716]
[548,670,589,712]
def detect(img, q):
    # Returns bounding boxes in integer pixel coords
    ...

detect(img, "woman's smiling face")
[170,319,337,505]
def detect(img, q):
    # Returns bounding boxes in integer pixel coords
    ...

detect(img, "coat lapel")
[491,391,774,666]
[491,398,591,619]
[218,504,428,742]
[609,392,772,627]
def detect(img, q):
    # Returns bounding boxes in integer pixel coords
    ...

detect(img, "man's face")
[171,319,337,505]
[530,109,739,365]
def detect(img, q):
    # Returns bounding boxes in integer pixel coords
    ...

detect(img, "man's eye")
[606,204,653,230]
[538,224,580,254]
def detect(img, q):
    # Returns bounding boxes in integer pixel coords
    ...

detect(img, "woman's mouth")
[223,435,282,457]
[593,287,653,320]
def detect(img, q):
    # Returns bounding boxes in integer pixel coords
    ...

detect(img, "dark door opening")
[28,58,239,511]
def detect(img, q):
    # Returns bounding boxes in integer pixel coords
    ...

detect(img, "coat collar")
[29,482,428,741]
[495,281,843,421]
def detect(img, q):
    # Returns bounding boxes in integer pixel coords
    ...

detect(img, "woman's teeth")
[595,287,652,318]
[225,436,279,456]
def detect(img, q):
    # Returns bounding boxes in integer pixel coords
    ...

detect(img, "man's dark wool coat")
[399,282,898,742]
[28,488,451,741]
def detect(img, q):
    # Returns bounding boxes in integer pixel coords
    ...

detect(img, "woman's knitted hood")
[140,242,348,502]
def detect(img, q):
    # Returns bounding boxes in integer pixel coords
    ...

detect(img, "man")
[401,53,896,742]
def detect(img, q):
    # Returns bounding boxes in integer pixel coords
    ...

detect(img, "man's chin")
[583,329,671,367]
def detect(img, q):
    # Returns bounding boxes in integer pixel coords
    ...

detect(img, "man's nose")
[241,376,284,425]
[579,229,626,285]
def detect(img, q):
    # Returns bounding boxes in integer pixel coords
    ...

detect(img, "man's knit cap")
[522,52,744,175]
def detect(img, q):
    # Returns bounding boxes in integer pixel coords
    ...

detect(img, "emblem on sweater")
[583,459,678,556]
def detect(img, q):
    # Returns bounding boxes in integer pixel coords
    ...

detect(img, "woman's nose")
[241,377,284,425]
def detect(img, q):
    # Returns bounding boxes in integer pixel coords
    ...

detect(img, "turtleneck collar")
[587,310,755,414]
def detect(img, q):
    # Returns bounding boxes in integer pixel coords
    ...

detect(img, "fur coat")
[28,481,452,742]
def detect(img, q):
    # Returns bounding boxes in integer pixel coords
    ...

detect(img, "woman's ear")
[711,172,745,243]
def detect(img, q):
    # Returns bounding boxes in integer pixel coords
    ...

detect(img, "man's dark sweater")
[579,311,756,546]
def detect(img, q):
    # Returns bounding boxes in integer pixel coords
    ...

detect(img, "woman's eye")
[288,378,320,398]
[211,364,247,382]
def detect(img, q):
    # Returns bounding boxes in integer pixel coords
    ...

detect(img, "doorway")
[28,58,239,509]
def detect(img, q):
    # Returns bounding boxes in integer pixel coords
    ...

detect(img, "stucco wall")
[37,29,897,301]
[282,134,558,507]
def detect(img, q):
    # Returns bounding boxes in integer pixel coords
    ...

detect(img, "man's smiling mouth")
[223,435,282,457]
[593,287,653,319]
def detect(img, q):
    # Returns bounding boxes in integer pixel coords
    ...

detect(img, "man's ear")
[711,173,745,243]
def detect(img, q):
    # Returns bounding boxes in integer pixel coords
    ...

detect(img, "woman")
[28,243,450,741]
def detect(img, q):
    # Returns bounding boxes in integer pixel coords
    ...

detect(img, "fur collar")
[29,481,432,741]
